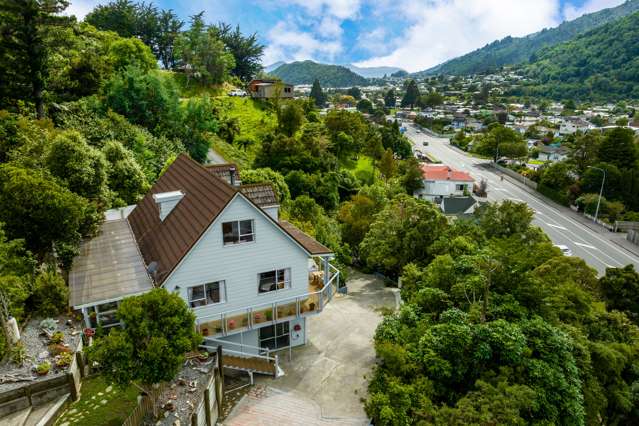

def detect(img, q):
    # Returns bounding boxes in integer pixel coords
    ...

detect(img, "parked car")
[228,89,247,97]
[554,244,573,256]
[422,141,429,146]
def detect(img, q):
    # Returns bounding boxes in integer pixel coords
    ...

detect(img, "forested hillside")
[271,60,369,86]
[414,0,639,76]
[513,11,639,101]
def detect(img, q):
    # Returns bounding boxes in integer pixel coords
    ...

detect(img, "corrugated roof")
[128,154,237,284]
[240,184,278,207]
[278,220,332,255]
[420,164,474,182]
[69,219,153,308]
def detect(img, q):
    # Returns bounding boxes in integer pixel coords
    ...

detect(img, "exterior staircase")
[201,338,282,379]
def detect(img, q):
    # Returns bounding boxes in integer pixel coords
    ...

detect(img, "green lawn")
[342,155,376,185]
[55,376,139,426]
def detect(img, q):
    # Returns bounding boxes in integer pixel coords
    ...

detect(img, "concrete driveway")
[224,270,398,425]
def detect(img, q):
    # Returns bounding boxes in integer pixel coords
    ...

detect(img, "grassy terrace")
[55,376,139,426]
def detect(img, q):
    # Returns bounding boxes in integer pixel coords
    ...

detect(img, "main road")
[403,122,639,275]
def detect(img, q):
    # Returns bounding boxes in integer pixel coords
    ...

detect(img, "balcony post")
[322,257,331,299]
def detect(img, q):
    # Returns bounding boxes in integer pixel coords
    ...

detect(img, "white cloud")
[282,0,362,19]
[262,21,343,65]
[65,0,103,19]
[355,0,561,72]
[562,0,625,21]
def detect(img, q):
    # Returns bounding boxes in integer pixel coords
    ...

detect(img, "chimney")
[153,190,184,221]
[229,166,237,186]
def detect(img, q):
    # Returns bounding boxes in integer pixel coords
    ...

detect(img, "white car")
[228,89,247,97]
[554,244,573,256]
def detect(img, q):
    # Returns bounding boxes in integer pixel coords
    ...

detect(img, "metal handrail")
[203,337,269,356]
[199,345,275,362]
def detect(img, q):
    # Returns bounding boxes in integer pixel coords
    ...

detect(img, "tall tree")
[84,0,138,38]
[309,79,326,108]
[215,23,264,82]
[0,0,71,117]
[598,127,637,170]
[401,79,420,108]
[156,9,183,69]
[384,88,396,107]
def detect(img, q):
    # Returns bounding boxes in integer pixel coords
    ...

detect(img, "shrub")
[48,343,72,355]
[32,269,68,317]
[10,341,27,366]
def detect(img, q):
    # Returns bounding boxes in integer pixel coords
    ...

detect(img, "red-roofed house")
[414,164,475,202]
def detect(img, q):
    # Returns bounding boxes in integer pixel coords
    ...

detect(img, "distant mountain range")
[413,0,639,77]
[514,10,639,101]
[344,64,405,78]
[269,60,369,87]
[264,61,405,83]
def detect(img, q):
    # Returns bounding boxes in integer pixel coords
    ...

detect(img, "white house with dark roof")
[69,154,341,376]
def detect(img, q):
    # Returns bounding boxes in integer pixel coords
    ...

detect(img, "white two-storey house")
[69,155,340,364]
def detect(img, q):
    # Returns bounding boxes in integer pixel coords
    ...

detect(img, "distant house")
[69,155,341,372]
[560,117,592,135]
[452,112,467,130]
[538,145,569,162]
[414,164,475,204]
[248,79,294,99]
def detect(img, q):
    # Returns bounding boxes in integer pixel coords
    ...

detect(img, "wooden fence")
[122,392,156,426]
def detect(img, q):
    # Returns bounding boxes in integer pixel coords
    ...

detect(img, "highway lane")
[403,123,639,275]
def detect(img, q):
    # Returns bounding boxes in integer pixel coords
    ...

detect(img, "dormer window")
[223,219,254,245]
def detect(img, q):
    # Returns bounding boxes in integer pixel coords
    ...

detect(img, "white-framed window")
[88,301,120,328]
[456,184,467,191]
[259,322,290,350]
[188,281,226,308]
[222,220,254,245]
[258,268,291,294]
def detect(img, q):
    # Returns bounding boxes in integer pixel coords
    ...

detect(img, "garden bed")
[0,315,82,392]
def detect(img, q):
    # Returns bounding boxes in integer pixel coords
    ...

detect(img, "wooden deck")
[223,355,276,376]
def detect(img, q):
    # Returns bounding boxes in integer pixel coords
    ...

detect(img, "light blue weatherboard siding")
[163,194,311,320]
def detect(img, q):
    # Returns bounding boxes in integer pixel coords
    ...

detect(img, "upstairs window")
[258,269,291,294]
[188,281,225,308]
[223,220,254,245]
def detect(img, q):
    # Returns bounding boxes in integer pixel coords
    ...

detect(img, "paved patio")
[224,270,398,425]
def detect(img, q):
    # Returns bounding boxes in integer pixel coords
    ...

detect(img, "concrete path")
[206,148,227,165]
[225,271,396,425]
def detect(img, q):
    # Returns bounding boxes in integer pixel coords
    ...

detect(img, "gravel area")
[0,315,83,392]
[146,354,217,425]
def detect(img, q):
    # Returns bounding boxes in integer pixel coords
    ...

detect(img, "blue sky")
[68,0,627,72]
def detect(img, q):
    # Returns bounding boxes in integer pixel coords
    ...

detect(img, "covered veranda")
[69,218,154,329]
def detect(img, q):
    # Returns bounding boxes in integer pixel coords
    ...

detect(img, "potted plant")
[228,319,236,330]
[201,327,209,336]
[50,331,64,344]
[55,353,73,368]
[36,361,51,376]
[309,302,316,311]
[254,313,263,323]
[265,311,273,321]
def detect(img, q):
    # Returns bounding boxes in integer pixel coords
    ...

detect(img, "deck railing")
[196,265,340,339]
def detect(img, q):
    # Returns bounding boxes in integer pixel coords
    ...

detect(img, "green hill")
[271,60,369,87]
[414,0,639,77]
[512,11,639,101]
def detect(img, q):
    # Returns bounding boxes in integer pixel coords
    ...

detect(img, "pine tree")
[384,89,396,107]
[309,79,326,108]
[401,79,420,108]
[0,0,71,118]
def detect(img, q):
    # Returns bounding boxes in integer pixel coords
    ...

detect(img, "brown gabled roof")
[128,154,237,284]
[278,220,332,255]
[240,184,278,207]
[127,155,333,285]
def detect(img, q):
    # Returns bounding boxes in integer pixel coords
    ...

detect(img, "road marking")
[574,242,598,250]
[508,198,524,202]
[547,223,568,230]
[494,187,507,191]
